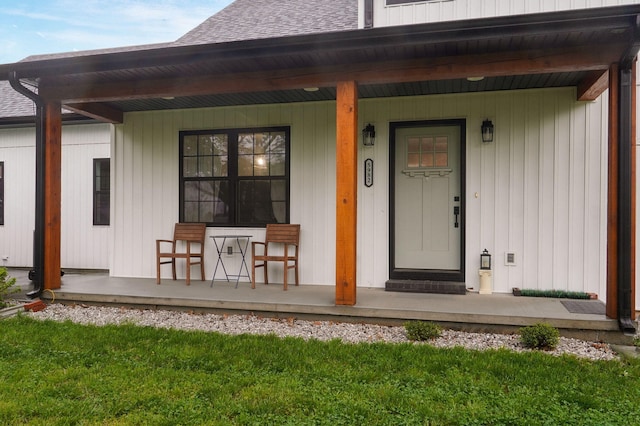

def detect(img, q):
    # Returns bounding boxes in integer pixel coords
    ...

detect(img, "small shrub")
[404,321,442,341]
[0,267,19,309]
[519,323,560,350]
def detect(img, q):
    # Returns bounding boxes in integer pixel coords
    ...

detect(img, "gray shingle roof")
[175,0,357,45]
[1,0,357,122]
[0,81,37,119]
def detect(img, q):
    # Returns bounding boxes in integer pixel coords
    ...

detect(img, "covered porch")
[1,5,639,332]
[10,268,626,344]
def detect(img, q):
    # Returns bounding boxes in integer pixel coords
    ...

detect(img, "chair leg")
[294,262,299,286]
[283,261,288,291]
[156,258,161,284]
[171,259,177,281]
[264,261,269,284]
[186,257,191,286]
[200,259,205,281]
[252,261,256,289]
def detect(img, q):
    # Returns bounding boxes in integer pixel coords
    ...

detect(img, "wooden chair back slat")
[174,223,207,244]
[265,224,300,245]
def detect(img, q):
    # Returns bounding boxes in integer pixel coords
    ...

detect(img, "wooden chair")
[156,223,206,285]
[251,224,300,290]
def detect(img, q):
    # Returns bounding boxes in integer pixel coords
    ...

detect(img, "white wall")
[0,123,111,269]
[111,104,336,284]
[368,0,640,27]
[114,87,608,299]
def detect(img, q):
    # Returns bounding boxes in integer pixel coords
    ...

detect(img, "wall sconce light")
[362,123,376,146]
[480,249,492,270]
[481,119,494,143]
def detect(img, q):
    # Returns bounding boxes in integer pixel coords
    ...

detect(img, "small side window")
[93,158,110,226]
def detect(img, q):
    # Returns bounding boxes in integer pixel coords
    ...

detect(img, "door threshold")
[385,279,466,295]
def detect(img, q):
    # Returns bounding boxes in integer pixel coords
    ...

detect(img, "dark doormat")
[560,300,606,315]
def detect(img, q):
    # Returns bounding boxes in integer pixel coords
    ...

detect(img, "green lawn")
[1,315,639,425]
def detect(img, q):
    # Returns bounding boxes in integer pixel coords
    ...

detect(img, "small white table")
[210,235,252,288]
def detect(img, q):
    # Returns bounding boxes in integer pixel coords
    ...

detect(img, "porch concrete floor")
[9,268,636,344]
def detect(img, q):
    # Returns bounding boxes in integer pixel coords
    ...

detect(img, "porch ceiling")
[1,5,639,121]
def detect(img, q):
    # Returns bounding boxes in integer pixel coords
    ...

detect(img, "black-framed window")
[0,162,4,225]
[93,158,110,225]
[179,127,290,227]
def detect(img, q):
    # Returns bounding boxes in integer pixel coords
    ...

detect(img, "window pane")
[214,155,228,177]
[407,137,420,153]
[254,133,268,154]
[183,157,198,177]
[198,157,212,177]
[213,134,228,156]
[184,202,199,222]
[238,154,253,176]
[421,137,434,152]
[238,134,254,154]
[184,181,200,201]
[272,201,286,223]
[199,135,214,155]
[199,202,214,223]
[254,155,269,176]
[407,153,419,168]
[183,135,198,157]
[421,153,434,167]
[271,179,286,201]
[435,137,448,152]
[270,154,285,176]
[435,152,448,167]
[269,132,286,153]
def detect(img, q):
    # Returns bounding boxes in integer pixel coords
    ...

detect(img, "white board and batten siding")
[363,0,640,28]
[111,104,337,285]
[360,88,608,298]
[115,87,608,300]
[0,123,111,269]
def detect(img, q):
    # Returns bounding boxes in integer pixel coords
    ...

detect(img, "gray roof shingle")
[175,0,358,45]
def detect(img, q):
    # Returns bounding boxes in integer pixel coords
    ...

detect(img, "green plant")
[633,337,640,348]
[404,320,442,341]
[0,267,19,309]
[520,323,560,350]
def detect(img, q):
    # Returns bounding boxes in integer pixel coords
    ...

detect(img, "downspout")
[8,71,45,298]
[617,62,636,334]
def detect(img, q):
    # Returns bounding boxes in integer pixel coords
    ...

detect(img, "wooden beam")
[335,81,358,306]
[607,63,619,319]
[43,100,62,291]
[577,70,609,101]
[38,45,619,103]
[64,102,124,124]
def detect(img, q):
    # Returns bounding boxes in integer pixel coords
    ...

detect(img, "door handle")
[453,206,460,228]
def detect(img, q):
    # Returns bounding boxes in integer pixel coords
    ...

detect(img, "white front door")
[391,122,463,280]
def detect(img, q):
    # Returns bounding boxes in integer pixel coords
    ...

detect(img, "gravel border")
[25,304,621,361]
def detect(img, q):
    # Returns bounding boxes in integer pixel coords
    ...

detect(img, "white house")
[0,0,638,331]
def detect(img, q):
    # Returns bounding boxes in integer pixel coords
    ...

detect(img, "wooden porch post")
[607,61,637,323]
[335,81,358,305]
[43,100,62,290]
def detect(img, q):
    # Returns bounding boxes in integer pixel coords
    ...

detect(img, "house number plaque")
[365,158,374,187]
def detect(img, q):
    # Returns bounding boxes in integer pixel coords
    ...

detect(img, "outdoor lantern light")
[481,119,494,143]
[362,123,376,146]
[480,249,492,270]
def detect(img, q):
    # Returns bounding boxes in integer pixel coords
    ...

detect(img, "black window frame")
[93,158,110,226]
[0,161,4,225]
[179,126,291,227]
